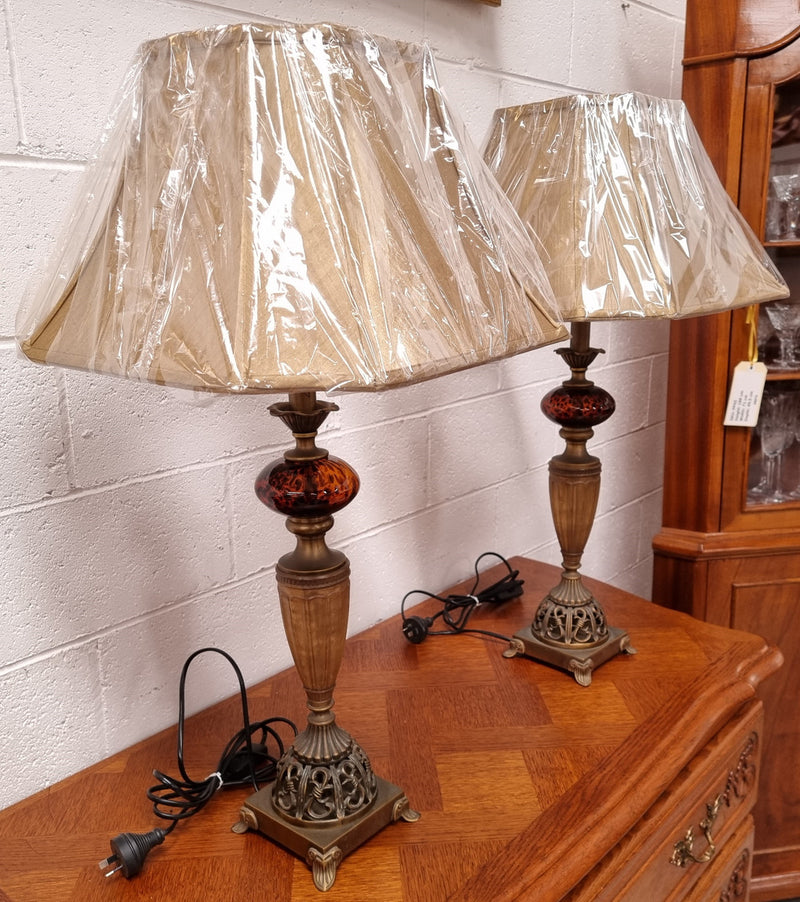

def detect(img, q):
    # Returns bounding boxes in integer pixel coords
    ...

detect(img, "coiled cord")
[400,552,523,645]
[100,647,296,878]
[147,647,296,831]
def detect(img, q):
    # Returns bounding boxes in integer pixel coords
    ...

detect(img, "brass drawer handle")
[670,795,722,868]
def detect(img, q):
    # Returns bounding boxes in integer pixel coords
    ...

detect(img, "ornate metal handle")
[670,795,722,868]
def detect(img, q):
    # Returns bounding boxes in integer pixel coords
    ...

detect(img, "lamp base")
[504,623,635,687]
[518,322,636,687]
[248,392,420,891]
[236,777,419,891]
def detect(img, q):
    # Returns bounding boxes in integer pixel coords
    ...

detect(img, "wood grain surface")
[0,558,781,901]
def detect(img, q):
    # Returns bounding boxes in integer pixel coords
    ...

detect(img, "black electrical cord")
[400,551,524,646]
[100,647,297,879]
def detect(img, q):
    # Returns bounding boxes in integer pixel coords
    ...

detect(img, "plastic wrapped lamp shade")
[16,22,566,393]
[483,92,789,321]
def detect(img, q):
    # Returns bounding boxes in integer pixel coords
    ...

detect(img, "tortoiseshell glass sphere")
[256,455,359,517]
[541,384,615,429]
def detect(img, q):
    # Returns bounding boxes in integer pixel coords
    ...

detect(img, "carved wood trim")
[684,24,800,67]
[720,848,750,901]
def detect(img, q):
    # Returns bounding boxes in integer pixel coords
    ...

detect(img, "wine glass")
[765,302,800,369]
[766,173,800,241]
[749,391,795,503]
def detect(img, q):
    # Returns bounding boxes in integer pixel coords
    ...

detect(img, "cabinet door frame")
[719,35,800,533]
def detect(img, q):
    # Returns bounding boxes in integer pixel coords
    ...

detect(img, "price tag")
[723,361,768,427]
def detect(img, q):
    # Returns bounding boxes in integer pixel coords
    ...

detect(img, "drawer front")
[680,816,754,902]
[566,699,762,902]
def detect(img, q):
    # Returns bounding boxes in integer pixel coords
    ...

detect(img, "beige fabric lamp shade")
[16,22,566,393]
[483,92,789,320]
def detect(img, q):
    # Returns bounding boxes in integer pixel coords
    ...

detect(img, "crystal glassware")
[766,172,800,241]
[765,301,800,369]
[749,390,796,503]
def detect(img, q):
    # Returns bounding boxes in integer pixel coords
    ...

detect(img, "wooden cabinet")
[0,559,781,901]
[653,4,800,899]
[566,700,762,902]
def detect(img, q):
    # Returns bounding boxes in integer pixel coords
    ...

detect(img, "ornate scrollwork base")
[272,730,378,824]
[238,775,416,892]
[532,591,610,647]
[504,621,635,686]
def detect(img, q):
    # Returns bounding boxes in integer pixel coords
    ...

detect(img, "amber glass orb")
[541,384,615,429]
[255,456,359,517]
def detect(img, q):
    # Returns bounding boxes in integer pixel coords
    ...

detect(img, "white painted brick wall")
[0,0,684,808]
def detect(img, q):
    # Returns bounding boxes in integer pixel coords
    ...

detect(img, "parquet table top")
[0,558,781,901]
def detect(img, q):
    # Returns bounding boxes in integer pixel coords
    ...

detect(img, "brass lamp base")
[505,569,636,685]
[237,776,417,892]
[510,322,637,686]
[505,623,633,687]
[243,391,419,891]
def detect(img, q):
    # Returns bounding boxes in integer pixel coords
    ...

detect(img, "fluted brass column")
[504,324,635,685]
[238,391,418,892]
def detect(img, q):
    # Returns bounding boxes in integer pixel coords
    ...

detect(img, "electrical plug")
[99,828,166,878]
[402,615,435,644]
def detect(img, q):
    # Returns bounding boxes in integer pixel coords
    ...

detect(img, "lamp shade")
[483,92,788,320]
[16,22,566,393]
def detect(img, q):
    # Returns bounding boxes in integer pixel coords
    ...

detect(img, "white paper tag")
[723,361,768,427]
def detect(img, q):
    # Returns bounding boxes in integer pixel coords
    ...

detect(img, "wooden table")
[0,558,781,901]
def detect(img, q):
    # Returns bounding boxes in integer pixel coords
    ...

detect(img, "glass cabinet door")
[747,79,800,507]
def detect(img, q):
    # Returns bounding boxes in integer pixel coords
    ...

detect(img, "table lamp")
[484,92,788,686]
[16,22,567,890]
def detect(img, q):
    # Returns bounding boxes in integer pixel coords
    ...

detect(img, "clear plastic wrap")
[16,22,566,393]
[484,92,788,320]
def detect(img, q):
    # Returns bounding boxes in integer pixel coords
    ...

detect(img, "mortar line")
[2,0,27,146]
[0,152,86,170]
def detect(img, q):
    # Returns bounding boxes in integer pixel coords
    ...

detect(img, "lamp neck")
[269,391,339,462]
[557,321,604,386]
